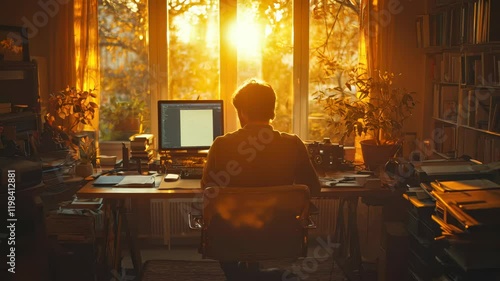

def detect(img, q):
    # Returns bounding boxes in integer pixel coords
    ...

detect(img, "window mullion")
[293,0,310,139]
[220,0,238,133]
[149,0,168,141]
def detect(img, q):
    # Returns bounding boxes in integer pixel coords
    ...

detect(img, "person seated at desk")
[201,79,321,280]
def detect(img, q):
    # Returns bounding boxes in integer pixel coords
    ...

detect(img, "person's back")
[203,123,320,195]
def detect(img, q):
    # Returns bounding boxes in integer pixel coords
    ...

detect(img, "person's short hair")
[232,79,276,121]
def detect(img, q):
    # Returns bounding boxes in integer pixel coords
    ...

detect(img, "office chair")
[188,185,316,262]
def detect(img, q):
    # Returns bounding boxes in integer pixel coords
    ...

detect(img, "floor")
[120,236,356,281]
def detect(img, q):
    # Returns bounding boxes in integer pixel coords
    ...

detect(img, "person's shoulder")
[278,131,303,143]
[212,129,243,144]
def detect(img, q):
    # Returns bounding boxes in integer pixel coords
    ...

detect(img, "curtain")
[48,0,100,134]
[49,2,75,92]
[359,0,394,76]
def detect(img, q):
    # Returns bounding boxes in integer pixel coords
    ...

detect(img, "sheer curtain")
[48,0,100,134]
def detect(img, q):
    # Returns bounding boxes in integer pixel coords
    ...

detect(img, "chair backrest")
[200,185,310,262]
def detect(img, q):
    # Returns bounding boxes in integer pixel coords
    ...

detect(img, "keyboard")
[179,168,203,179]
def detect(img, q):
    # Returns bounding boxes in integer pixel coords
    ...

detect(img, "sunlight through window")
[230,10,262,60]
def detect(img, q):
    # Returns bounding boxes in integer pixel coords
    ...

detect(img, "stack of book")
[129,133,155,170]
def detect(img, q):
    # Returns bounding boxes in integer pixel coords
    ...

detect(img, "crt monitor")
[158,100,224,151]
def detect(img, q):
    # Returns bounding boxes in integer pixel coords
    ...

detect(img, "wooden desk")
[76,175,391,280]
[77,178,202,199]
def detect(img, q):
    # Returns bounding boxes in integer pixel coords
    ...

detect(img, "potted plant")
[99,95,147,141]
[316,66,416,170]
[41,86,99,170]
[45,86,98,135]
[73,132,97,177]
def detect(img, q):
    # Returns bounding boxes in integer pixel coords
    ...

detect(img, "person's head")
[232,79,276,127]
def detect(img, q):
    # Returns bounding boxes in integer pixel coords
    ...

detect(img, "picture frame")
[0,25,30,62]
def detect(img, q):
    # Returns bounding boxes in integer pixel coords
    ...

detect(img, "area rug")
[140,258,348,281]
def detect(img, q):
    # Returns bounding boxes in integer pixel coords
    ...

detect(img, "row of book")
[460,129,500,165]
[437,52,500,87]
[433,84,459,122]
[461,88,500,132]
[416,0,500,48]
[432,85,499,131]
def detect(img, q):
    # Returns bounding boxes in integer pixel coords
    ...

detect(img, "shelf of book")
[421,0,500,164]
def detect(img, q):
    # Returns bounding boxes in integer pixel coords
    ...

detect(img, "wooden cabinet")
[420,0,500,163]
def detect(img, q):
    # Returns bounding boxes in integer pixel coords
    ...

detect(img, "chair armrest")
[305,215,317,229]
[188,212,203,230]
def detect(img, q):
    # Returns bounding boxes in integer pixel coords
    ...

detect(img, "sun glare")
[174,15,192,44]
[230,15,262,59]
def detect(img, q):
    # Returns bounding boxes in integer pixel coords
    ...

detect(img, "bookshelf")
[419,0,500,163]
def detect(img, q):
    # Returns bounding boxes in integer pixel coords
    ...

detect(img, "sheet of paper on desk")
[115,175,155,187]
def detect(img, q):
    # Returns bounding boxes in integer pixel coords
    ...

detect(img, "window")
[308,0,360,144]
[167,0,220,100]
[98,0,359,143]
[98,0,150,141]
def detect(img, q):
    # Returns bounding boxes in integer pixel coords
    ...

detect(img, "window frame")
[150,0,310,138]
[100,0,312,155]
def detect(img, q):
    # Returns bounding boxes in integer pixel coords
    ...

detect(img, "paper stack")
[430,179,500,271]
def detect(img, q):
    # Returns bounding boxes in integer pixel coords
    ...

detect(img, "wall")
[384,0,427,146]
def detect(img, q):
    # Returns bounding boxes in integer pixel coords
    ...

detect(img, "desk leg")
[347,197,361,272]
[108,200,143,277]
[113,202,123,272]
[123,208,143,276]
[333,198,347,257]
[332,197,362,281]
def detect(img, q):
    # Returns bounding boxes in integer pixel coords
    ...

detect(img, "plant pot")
[75,163,94,178]
[360,139,400,171]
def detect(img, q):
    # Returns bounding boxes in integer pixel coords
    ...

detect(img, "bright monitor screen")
[158,100,224,151]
